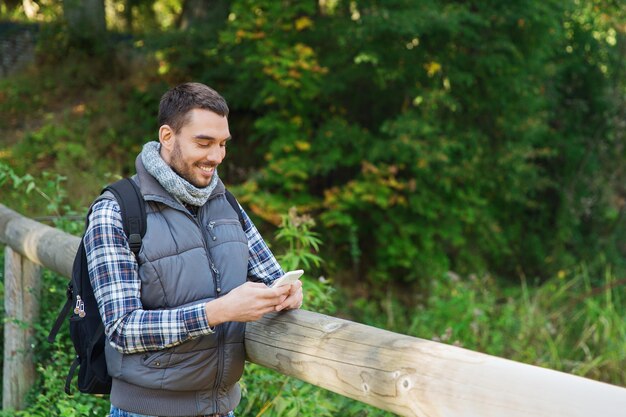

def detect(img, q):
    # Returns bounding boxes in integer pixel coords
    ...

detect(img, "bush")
[119,0,619,290]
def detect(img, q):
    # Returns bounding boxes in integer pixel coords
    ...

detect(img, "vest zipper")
[190,211,226,412]
[183,199,233,412]
[206,221,225,411]
[213,323,226,411]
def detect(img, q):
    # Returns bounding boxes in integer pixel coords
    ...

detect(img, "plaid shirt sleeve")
[238,203,285,285]
[84,199,213,355]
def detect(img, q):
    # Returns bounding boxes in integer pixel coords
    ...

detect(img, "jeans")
[109,405,236,417]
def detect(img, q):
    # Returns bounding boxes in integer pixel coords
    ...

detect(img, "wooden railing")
[1,202,626,416]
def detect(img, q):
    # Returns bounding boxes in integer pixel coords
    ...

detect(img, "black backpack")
[48,178,244,395]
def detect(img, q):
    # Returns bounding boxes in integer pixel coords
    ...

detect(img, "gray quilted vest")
[105,157,249,416]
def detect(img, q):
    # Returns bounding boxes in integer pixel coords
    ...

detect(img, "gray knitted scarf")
[140,141,219,206]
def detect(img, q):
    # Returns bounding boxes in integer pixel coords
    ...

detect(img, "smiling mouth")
[198,165,215,174]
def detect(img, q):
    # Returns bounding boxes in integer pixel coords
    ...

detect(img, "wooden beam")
[0,204,79,277]
[3,247,41,410]
[246,310,626,417]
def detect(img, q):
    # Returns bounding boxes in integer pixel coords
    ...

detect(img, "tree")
[62,0,106,48]
[179,0,230,30]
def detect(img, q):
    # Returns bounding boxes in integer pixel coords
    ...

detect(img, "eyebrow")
[193,135,232,142]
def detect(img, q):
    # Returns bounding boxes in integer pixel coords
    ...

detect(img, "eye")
[220,141,228,148]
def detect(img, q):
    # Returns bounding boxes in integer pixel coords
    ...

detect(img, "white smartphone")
[271,269,304,288]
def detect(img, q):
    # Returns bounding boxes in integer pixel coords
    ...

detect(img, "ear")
[159,124,176,147]
[158,125,175,162]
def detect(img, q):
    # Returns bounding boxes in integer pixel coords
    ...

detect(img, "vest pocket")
[122,346,220,391]
[142,350,172,368]
[160,347,219,391]
[205,219,247,248]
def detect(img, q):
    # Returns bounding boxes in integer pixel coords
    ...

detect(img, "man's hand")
[275,280,303,312]
[204,282,291,326]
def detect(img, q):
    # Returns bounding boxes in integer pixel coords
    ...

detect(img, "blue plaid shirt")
[84,198,284,355]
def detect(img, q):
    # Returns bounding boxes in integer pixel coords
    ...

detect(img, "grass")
[342,266,626,388]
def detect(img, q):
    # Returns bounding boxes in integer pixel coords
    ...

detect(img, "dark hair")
[158,82,229,133]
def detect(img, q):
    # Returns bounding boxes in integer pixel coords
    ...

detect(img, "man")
[84,82,303,417]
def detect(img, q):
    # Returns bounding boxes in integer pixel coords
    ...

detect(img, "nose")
[205,143,225,165]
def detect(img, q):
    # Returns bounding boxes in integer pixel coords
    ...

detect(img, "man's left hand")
[275,280,303,312]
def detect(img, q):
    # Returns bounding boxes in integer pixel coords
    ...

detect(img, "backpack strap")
[63,322,107,395]
[225,189,246,231]
[64,356,80,395]
[105,178,147,257]
[47,283,74,343]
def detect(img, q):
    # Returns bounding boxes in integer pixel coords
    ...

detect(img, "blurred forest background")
[0,0,625,416]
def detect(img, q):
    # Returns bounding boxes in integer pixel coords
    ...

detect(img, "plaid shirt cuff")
[183,303,215,337]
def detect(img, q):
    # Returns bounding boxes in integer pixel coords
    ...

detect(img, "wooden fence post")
[3,246,41,411]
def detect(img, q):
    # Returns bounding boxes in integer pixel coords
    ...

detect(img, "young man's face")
[160,108,231,188]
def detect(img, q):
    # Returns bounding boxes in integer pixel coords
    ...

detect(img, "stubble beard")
[170,140,212,189]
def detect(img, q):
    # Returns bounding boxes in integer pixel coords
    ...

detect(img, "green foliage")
[4,0,625,285]
[0,162,73,217]
[0,255,3,396]
[0,27,166,207]
[148,0,625,286]
[275,207,323,271]
[274,206,335,314]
